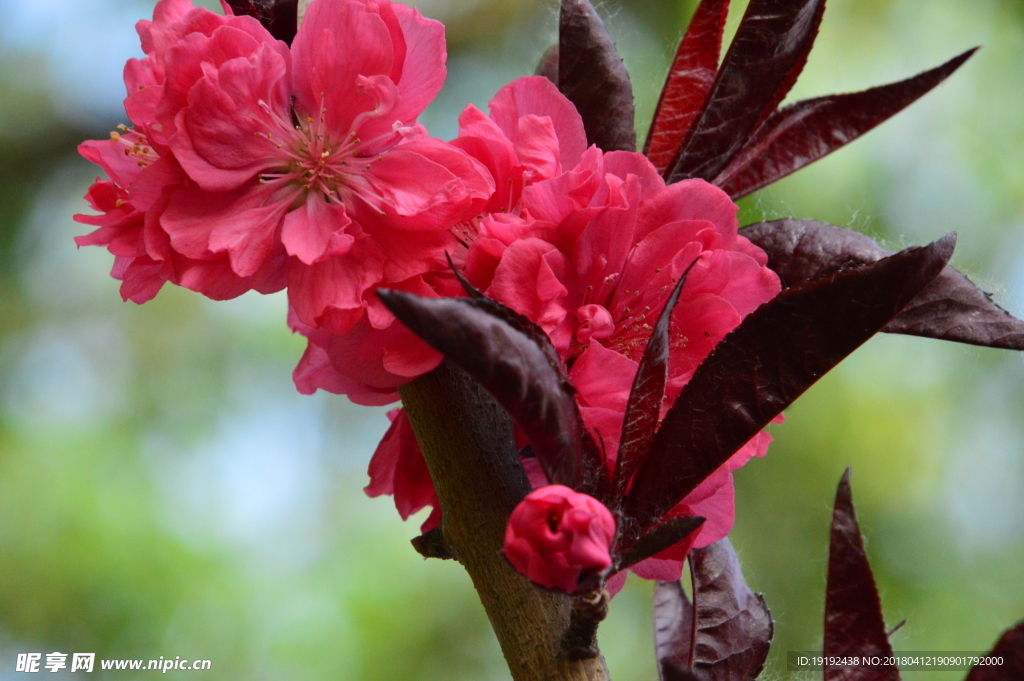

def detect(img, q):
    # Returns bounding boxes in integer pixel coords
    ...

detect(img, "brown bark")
[400,362,610,681]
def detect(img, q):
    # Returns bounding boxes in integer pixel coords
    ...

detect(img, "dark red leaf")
[618,516,705,572]
[535,43,559,83]
[654,580,695,681]
[666,0,826,183]
[445,254,574,374]
[716,49,977,199]
[225,0,298,43]
[377,290,603,494]
[654,539,773,681]
[824,469,899,681]
[623,235,954,531]
[643,0,730,174]
[613,259,700,501]
[558,0,636,152]
[965,620,1024,681]
[755,0,827,127]
[742,219,1024,350]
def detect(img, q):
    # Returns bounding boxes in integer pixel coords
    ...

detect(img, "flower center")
[111,125,157,168]
[255,98,414,215]
[609,292,657,361]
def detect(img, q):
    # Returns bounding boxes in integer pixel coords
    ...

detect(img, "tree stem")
[400,362,610,681]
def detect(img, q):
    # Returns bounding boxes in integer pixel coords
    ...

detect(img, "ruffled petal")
[172,42,292,192]
[281,193,355,265]
[362,138,493,227]
[636,178,740,244]
[486,237,573,340]
[387,3,446,126]
[162,180,291,277]
[489,76,587,171]
[290,0,395,134]
[287,237,385,334]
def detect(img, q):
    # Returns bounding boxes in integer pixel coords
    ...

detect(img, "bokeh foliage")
[0,0,1021,678]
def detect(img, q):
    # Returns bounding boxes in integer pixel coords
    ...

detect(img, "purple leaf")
[654,539,773,681]
[742,219,1024,350]
[716,49,976,199]
[225,0,298,43]
[618,516,705,572]
[535,43,560,83]
[558,0,636,152]
[623,235,954,531]
[965,620,1024,681]
[446,253,571,373]
[666,0,826,183]
[613,259,700,501]
[824,469,899,681]
[654,580,695,681]
[643,0,730,175]
[377,290,604,495]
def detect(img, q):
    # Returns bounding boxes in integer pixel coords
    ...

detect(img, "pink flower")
[469,149,780,377]
[75,130,287,303]
[75,0,294,302]
[365,409,440,533]
[292,75,588,399]
[567,341,778,588]
[77,0,493,318]
[432,149,782,579]
[503,485,615,593]
[468,151,780,585]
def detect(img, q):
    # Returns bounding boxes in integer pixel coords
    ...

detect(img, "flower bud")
[503,485,616,593]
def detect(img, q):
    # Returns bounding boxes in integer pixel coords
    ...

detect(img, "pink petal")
[489,76,587,171]
[520,145,603,224]
[292,336,397,403]
[281,194,355,265]
[486,237,572,338]
[119,256,168,303]
[601,151,666,195]
[172,43,292,192]
[629,557,685,582]
[287,238,385,334]
[636,178,739,243]
[569,341,637,413]
[366,410,403,498]
[365,408,439,523]
[387,3,447,126]
[605,571,628,597]
[175,253,285,300]
[614,224,705,311]
[514,115,562,181]
[158,22,282,135]
[162,180,290,277]
[78,138,147,189]
[291,0,395,134]
[363,138,493,227]
[359,212,458,284]
[687,478,736,548]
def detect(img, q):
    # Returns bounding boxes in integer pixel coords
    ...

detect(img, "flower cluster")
[362,78,781,588]
[76,0,491,318]
[77,0,780,594]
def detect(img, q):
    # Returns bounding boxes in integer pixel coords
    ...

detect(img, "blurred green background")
[0,0,1022,678]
